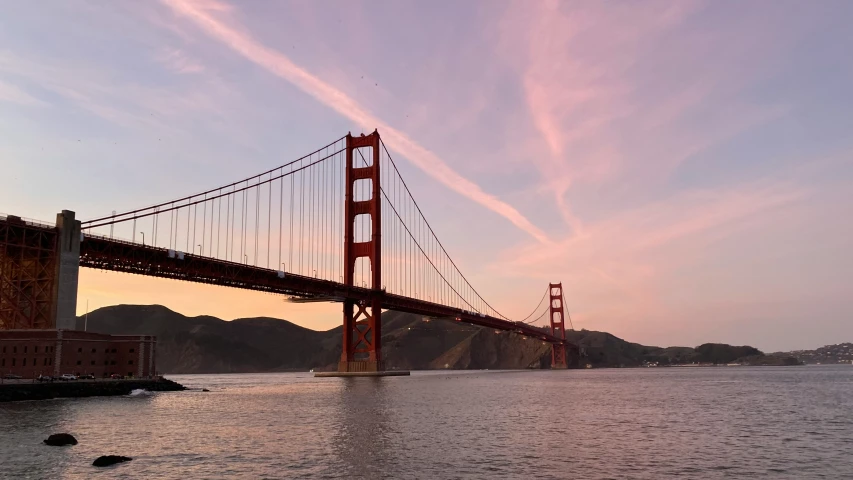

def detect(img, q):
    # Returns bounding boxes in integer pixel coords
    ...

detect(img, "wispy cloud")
[4,0,851,350]
[157,47,205,74]
[491,177,807,332]
[0,79,48,107]
[160,0,550,243]
[0,51,163,127]
[497,0,788,236]
[0,49,233,132]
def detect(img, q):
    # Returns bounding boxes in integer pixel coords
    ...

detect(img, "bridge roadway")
[79,233,567,345]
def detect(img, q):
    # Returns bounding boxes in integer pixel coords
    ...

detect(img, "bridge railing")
[0,213,56,230]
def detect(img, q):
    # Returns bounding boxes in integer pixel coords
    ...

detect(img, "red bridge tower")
[340,131,383,373]
[549,282,568,369]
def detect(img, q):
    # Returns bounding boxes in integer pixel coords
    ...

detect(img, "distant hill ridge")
[776,343,853,364]
[79,304,800,373]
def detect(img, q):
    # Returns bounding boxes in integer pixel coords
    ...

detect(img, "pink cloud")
[494,0,789,237]
[161,0,551,243]
[488,178,807,331]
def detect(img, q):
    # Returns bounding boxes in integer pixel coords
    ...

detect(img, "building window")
[128,360,134,365]
[104,360,109,365]
[13,347,17,353]
[76,360,82,366]
[111,349,117,353]
[35,346,39,353]
[49,358,52,365]
[22,358,26,366]
[11,359,14,366]
[78,348,82,353]
[91,361,95,366]
[44,358,48,366]
[24,346,27,354]
[91,348,96,353]
[110,361,116,365]
[130,349,135,353]
[1,346,5,353]
[1,359,4,367]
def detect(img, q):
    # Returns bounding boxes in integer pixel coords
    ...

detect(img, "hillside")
[79,305,800,373]
[776,343,853,364]
[563,331,794,366]
[81,305,553,373]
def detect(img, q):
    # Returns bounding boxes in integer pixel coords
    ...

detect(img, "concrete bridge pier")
[53,210,81,331]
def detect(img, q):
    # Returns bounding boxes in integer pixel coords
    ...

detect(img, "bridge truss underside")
[0,218,58,330]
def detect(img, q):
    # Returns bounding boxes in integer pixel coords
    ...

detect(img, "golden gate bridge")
[0,130,576,374]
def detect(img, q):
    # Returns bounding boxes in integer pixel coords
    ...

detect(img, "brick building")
[0,330,156,379]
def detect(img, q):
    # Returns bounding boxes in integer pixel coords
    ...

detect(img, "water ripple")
[0,366,851,478]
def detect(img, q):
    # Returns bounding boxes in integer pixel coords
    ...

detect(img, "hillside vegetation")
[80,305,799,373]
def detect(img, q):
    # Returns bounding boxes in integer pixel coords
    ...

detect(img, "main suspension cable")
[517,286,550,323]
[379,139,512,320]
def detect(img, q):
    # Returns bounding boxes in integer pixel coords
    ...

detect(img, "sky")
[1,0,851,351]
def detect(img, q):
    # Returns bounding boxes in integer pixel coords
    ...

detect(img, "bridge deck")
[79,234,568,345]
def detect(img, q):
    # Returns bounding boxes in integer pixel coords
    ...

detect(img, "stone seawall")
[0,378,185,402]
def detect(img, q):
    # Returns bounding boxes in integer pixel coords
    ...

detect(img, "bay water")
[1,366,851,479]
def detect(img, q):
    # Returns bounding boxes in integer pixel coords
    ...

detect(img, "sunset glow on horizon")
[2,1,851,351]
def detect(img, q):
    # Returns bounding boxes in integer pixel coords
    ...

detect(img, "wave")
[128,388,153,397]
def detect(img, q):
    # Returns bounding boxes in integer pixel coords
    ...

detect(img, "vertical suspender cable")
[217,193,222,258]
[289,168,294,272]
[254,181,260,266]
[171,206,176,250]
[268,173,272,268]
[279,168,283,271]
[300,161,304,274]
[201,196,206,255]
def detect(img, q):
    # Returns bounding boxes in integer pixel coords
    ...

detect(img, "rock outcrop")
[0,378,185,403]
[92,455,132,467]
[43,433,78,446]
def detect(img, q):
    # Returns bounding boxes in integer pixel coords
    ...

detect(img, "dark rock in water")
[0,378,186,403]
[92,455,132,467]
[44,433,78,446]
[202,388,210,392]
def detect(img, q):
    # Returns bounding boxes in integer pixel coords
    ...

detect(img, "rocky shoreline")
[0,378,186,402]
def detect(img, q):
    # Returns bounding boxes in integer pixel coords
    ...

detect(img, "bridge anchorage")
[0,130,578,376]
